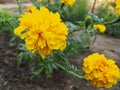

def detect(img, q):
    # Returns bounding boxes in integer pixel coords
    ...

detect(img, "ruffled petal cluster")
[61,0,75,6]
[93,24,106,33]
[14,6,68,59]
[116,0,120,15]
[26,6,36,12]
[83,53,120,88]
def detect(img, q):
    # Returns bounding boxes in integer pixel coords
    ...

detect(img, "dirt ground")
[0,32,120,90]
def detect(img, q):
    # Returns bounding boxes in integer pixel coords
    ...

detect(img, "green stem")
[16,0,22,14]
[55,63,85,79]
[91,33,97,44]
[56,52,69,64]
[6,20,15,29]
[104,16,120,25]
[102,13,112,23]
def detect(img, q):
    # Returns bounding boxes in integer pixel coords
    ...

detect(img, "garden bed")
[0,0,120,90]
[0,32,120,90]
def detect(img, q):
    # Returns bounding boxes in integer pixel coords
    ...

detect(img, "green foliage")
[0,8,12,33]
[31,0,61,11]
[87,12,120,37]
[95,1,115,19]
[106,22,120,37]
[60,0,88,22]
[88,13,101,23]
[0,8,11,19]
[0,7,19,33]
[16,44,36,67]
[16,43,85,78]
[64,31,92,58]
[95,0,120,37]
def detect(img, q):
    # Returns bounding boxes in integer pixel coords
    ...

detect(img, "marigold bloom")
[93,24,106,33]
[115,0,120,15]
[116,0,120,4]
[14,6,68,59]
[26,6,36,12]
[83,53,120,88]
[116,5,120,15]
[61,0,75,6]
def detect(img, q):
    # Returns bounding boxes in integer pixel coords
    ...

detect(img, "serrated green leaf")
[17,52,24,67]
[32,68,44,75]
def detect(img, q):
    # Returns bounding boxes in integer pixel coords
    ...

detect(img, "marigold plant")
[14,6,68,59]
[93,24,106,33]
[83,53,120,88]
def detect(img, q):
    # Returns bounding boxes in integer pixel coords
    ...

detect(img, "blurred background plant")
[60,0,88,22]
[91,0,120,37]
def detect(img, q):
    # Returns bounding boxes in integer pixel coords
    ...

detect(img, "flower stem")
[55,63,85,79]
[16,0,22,14]
[6,20,15,29]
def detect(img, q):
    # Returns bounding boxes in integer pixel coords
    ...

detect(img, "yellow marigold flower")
[116,5,120,15]
[83,53,120,88]
[26,6,36,12]
[116,0,120,4]
[61,0,75,6]
[115,0,120,15]
[93,24,106,33]
[14,6,68,59]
